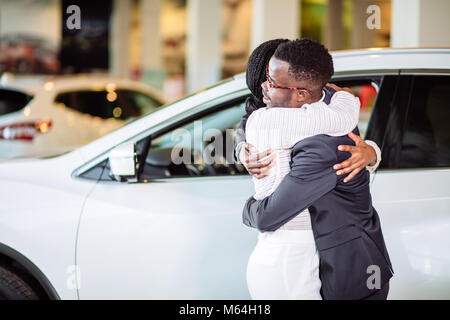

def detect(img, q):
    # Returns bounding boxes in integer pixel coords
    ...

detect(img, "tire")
[0,265,39,300]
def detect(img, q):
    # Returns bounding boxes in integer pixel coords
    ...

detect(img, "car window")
[139,100,248,180]
[129,91,162,116]
[398,75,450,168]
[55,89,163,120]
[0,89,33,116]
[332,76,401,171]
[330,77,381,139]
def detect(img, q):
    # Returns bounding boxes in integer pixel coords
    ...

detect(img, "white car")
[0,73,166,160]
[0,48,449,300]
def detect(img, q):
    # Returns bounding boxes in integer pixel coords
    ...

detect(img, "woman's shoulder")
[246,107,269,124]
[246,107,307,141]
[250,106,304,117]
[250,107,306,124]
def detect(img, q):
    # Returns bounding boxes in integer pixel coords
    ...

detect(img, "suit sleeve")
[242,139,338,232]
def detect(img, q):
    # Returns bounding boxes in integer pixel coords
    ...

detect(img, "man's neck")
[309,89,325,104]
[298,89,324,107]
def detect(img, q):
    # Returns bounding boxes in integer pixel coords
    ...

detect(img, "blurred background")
[0,0,449,159]
[1,0,449,101]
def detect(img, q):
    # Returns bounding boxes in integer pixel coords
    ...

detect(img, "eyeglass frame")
[265,64,312,96]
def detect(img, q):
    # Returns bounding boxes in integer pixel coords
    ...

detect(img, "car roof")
[331,47,450,72]
[233,47,450,79]
[0,73,167,103]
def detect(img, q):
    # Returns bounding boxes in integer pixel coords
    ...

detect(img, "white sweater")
[245,90,360,230]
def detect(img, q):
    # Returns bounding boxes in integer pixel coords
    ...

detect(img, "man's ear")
[296,90,309,102]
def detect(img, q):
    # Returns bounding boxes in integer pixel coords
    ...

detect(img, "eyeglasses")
[265,64,312,95]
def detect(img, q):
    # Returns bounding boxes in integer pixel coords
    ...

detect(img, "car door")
[331,72,399,181]
[367,72,450,299]
[76,96,259,299]
[334,71,450,299]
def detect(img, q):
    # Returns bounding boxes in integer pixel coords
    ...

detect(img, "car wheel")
[0,265,39,300]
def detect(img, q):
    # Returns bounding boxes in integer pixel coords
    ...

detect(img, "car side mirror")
[108,142,138,182]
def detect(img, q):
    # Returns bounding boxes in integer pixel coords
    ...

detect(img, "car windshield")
[117,77,236,130]
[0,88,33,116]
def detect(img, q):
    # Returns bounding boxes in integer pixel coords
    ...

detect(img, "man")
[241,39,393,300]
[235,41,381,182]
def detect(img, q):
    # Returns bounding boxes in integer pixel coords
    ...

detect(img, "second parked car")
[0,73,166,160]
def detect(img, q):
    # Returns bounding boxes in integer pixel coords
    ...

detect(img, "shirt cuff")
[235,141,247,166]
[365,140,381,173]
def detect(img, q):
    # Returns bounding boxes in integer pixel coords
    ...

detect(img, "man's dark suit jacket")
[241,130,394,300]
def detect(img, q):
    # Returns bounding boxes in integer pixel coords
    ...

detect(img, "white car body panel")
[371,168,450,299]
[0,151,90,299]
[77,176,257,299]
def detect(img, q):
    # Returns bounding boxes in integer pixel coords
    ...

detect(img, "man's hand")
[240,143,276,179]
[333,132,377,183]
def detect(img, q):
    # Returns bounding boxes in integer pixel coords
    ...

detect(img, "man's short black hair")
[274,38,334,89]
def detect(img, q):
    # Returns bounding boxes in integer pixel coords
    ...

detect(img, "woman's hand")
[239,143,276,179]
[326,83,354,95]
[333,132,378,183]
